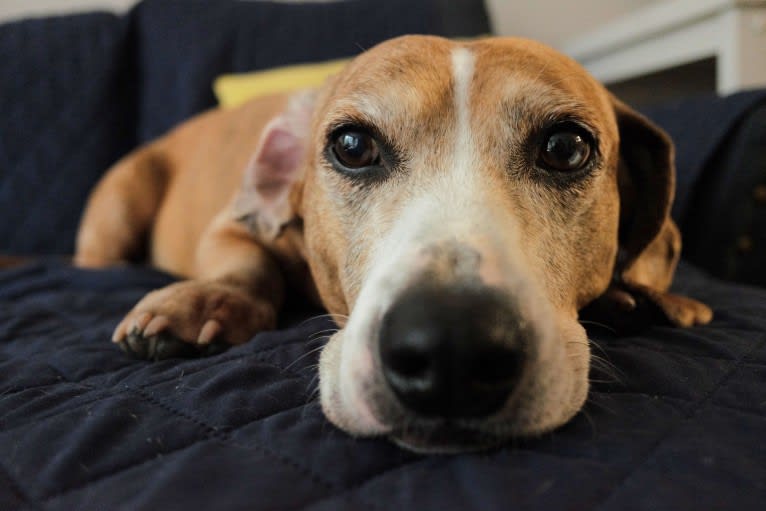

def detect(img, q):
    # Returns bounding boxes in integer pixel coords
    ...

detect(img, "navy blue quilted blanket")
[1,260,765,510]
[2,1,766,509]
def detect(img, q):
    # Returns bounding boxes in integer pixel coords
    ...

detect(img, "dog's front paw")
[111,280,277,360]
[582,283,713,333]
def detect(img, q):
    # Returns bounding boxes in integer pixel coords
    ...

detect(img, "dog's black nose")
[379,285,527,418]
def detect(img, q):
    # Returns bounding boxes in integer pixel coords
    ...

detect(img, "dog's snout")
[379,285,526,418]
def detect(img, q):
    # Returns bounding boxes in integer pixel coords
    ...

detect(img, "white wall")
[0,0,137,22]
[485,0,662,48]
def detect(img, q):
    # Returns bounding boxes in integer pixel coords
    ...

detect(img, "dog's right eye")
[331,131,381,170]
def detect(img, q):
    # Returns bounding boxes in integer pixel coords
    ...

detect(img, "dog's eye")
[539,127,592,172]
[332,131,381,169]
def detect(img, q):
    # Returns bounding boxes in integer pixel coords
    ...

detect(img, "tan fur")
[77,93,290,275]
[74,36,712,451]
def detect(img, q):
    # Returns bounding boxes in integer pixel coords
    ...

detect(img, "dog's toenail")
[144,316,170,336]
[198,319,222,345]
[133,312,153,332]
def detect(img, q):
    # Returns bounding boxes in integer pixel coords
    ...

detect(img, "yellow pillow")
[213,58,350,108]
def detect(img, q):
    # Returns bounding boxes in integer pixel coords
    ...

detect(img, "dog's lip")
[389,422,506,454]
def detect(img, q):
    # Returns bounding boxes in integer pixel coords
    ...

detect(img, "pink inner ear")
[235,91,315,239]
[252,123,305,201]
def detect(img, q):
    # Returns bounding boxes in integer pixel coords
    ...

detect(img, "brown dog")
[74,36,712,452]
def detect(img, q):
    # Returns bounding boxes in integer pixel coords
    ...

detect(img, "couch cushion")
[213,58,351,108]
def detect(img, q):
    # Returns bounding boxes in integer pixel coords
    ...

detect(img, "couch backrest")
[0,12,135,254]
[132,0,490,143]
[0,0,490,254]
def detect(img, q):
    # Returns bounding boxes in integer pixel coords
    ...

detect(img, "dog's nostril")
[469,348,525,387]
[380,327,438,392]
[388,347,430,378]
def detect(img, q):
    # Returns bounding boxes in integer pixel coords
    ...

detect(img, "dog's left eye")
[539,126,592,172]
[332,130,381,170]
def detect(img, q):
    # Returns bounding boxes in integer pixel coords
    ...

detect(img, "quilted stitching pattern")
[0,261,764,510]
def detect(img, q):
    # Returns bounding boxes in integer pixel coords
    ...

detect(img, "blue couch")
[1,1,765,509]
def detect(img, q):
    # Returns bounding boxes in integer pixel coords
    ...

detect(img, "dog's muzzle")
[378,283,528,419]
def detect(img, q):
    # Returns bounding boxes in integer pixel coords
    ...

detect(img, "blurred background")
[1,0,765,284]
[2,0,765,107]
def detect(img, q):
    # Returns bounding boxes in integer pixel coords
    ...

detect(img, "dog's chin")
[389,424,507,454]
[378,367,589,453]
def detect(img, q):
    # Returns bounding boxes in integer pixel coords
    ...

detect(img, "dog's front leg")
[112,216,284,360]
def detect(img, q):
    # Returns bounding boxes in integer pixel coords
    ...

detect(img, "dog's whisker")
[307,328,339,341]
[306,334,333,344]
[296,315,331,327]
[566,338,625,385]
[283,344,328,372]
[317,313,349,323]
[589,352,616,366]
[304,390,320,407]
[578,319,618,335]
[296,313,348,328]
[589,358,625,385]
[586,395,618,416]
[304,373,321,401]
[587,338,612,359]
[588,350,620,371]
[568,338,625,385]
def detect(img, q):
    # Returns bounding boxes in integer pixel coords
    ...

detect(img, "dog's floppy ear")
[613,97,675,270]
[233,90,316,241]
[583,98,712,329]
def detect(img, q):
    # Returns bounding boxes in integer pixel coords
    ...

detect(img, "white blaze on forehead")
[451,46,476,173]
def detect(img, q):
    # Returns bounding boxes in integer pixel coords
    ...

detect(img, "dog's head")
[237,36,711,451]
